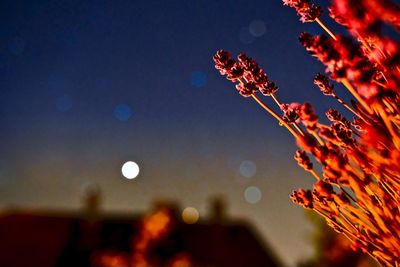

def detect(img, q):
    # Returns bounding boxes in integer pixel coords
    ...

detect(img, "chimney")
[209,196,227,223]
[81,183,101,219]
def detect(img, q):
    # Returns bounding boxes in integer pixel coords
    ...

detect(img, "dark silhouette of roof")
[0,199,282,267]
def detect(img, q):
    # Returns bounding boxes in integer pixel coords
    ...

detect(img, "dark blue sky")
[0,0,349,265]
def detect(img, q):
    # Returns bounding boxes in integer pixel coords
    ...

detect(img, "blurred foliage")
[297,211,379,267]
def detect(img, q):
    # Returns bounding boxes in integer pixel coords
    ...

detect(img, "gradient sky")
[0,0,352,265]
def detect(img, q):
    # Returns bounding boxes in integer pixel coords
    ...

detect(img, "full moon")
[121,161,140,179]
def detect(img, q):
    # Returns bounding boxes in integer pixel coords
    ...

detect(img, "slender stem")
[339,212,359,233]
[341,231,389,267]
[355,31,388,75]
[376,106,400,149]
[339,205,377,233]
[314,18,376,118]
[350,197,372,218]
[315,208,386,255]
[315,18,336,40]
[251,94,300,139]
[337,183,372,216]
[382,98,395,114]
[309,169,322,181]
[341,78,374,115]
[313,209,355,238]
[375,44,388,60]
[383,181,400,202]
[338,184,357,204]
[271,93,282,106]
[332,93,365,120]
[271,94,305,136]
[270,93,306,136]
[314,19,374,116]
[380,180,400,204]
[293,123,305,136]
[372,79,388,89]
[310,130,324,146]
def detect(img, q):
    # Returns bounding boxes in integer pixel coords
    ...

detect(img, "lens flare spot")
[249,19,266,37]
[244,186,262,204]
[114,104,132,121]
[182,207,199,224]
[239,160,257,178]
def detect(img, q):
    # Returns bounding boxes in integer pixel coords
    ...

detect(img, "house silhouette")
[0,189,283,267]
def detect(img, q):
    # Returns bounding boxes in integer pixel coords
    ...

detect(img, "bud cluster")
[213,50,278,97]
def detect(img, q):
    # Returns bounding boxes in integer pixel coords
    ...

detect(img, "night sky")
[0,0,349,265]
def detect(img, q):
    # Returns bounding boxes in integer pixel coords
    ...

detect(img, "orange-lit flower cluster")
[213,0,400,266]
[283,0,322,23]
[131,208,172,267]
[93,208,193,267]
[131,208,193,267]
